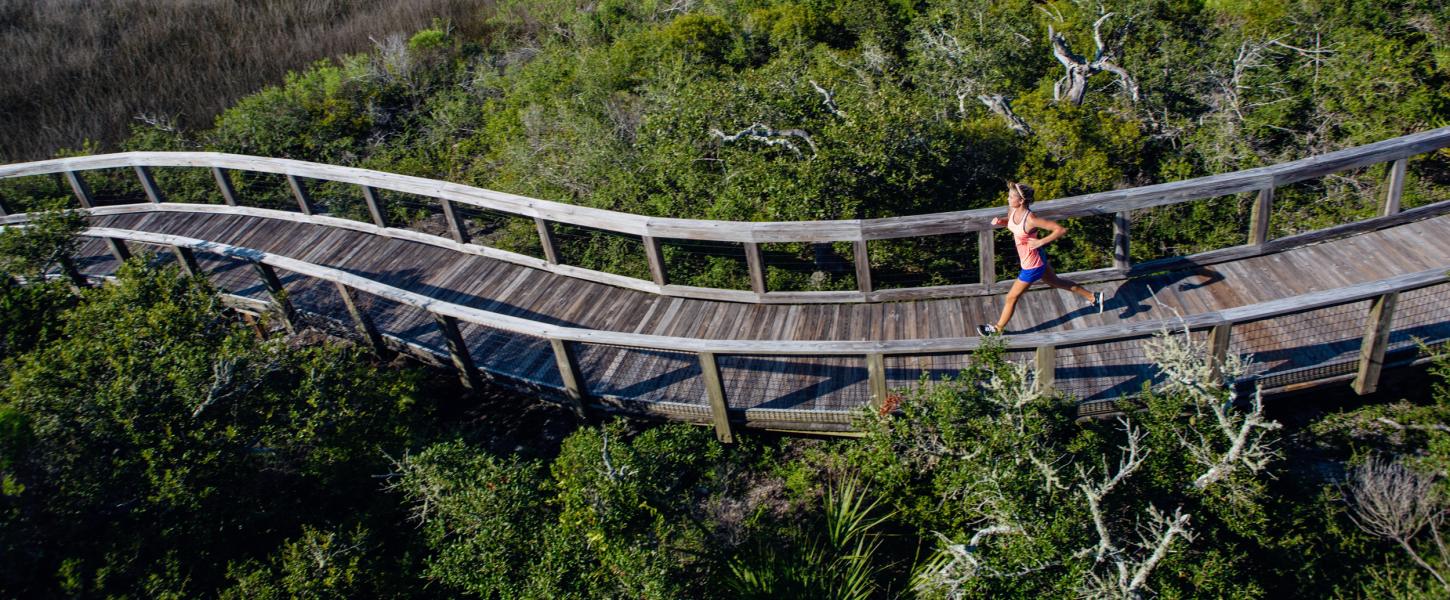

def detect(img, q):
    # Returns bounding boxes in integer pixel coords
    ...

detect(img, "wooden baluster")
[434,313,483,392]
[978,228,996,286]
[1248,186,1273,246]
[287,175,315,215]
[1113,211,1131,272]
[134,166,164,204]
[744,242,766,295]
[1353,293,1399,395]
[251,262,296,334]
[1207,323,1232,385]
[867,353,888,412]
[550,339,590,419]
[103,238,131,263]
[535,218,560,264]
[360,185,388,228]
[212,167,239,206]
[65,171,95,208]
[642,235,669,287]
[1034,345,1056,396]
[1382,158,1407,217]
[440,199,469,243]
[698,351,734,443]
[334,281,389,357]
[169,245,202,278]
[853,240,873,295]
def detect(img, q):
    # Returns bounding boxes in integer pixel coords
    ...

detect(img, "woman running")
[976,181,1104,336]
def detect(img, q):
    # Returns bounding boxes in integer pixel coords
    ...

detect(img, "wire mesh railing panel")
[884,350,1036,393]
[1270,171,1380,239]
[1400,161,1450,210]
[1131,194,1251,263]
[450,204,545,259]
[298,178,370,223]
[456,321,561,389]
[150,167,224,205]
[1055,332,1194,402]
[191,250,267,300]
[229,171,297,212]
[660,238,751,290]
[0,173,72,213]
[373,189,449,238]
[1388,282,1450,352]
[761,241,858,292]
[550,222,650,282]
[364,296,447,355]
[1230,299,1371,384]
[78,168,147,207]
[716,354,870,413]
[1018,216,1114,275]
[572,343,707,406]
[866,233,979,290]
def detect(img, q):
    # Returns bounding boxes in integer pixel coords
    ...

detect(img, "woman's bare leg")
[1041,265,1094,302]
[993,279,1032,331]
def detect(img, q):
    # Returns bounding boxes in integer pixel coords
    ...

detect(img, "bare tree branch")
[710,123,817,158]
[1047,13,1139,105]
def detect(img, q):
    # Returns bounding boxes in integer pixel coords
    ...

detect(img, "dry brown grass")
[0,0,495,162]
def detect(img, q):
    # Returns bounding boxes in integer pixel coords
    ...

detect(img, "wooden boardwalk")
[68,209,1450,424]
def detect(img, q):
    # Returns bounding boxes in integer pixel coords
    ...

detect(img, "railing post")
[867,353,888,412]
[1207,323,1232,384]
[439,199,469,243]
[642,235,669,287]
[333,281,389,357]
[853,240,873,295]
[434,313,483,392]
[1381,158,1407,217]
[1353,293,1398,395]
[64,171,95,208]
[535,218,560,264]
[286,175,315,215]
[134,166,164,204]
[744,241,766,294]
[549,339,590,419]
[169,245,202,278]
[1034,345,1056,396]
[1113,211,1131,272]
[978,228,996,286]
[212,167,239,206]
[360,185,388,228]
[698,351,734,444]
[103,238,131,263]
[1248,186,1273,246]
[251,262,296,334]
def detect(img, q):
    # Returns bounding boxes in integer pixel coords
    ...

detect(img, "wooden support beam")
[65,171,95,208]
[134,166,164,204]
[550,339,590,419]
[1248,186,1273,246]
[251,261,296,334]
[103,238,131,263]
[434,314,483,392]
[58,256,88,289]
[286,175,314,215]
[1353,293,1398,395]
[744,241,766,294]
[169,245,202,278]
[1113,211,1131,272]
[866,353,888,412]
[535,218,560,264]
[360,185,387,228]
[333,281,389,357]
[212,167,239,206]
[853,240,873,294]
[1382,158,1407,217]
[978,229,996,286]
[642,235,669,287]
[698,352,734,444]
[440,199,469,243]
[1034,345,1056,396]
[1207,323,1232,384]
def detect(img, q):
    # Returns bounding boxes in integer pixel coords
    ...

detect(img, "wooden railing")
[1,126,1447,304]
[33,226,1448,439]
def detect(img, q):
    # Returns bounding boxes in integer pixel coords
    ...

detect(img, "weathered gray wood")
[550,339,589,419]
[743,241,766,294]
[134,166,164,204]
[535,217,559,264]
[1113,211,1131,271]
[698,351,734,443]
[867,353,888,411]
[978,229,996,285]
[1207,323,1232,384]
[1034,345,1056,395]
[169,244,201,278]
[212,167,239,206]
[287,175,314,215]
[251,261,296,334]
[1249,187,1273,246]
[1352,292,1398,395]
[103,237,131,263]
[642,235,669,287]
[334,281,388,356]
[1382,158,1407,217]
[434,313,483,391]
[360,185,387,228]
[64,171,94,208]
[853,240,873,294]
[440,198,469,243]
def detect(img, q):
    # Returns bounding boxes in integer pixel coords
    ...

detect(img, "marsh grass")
[0,0,495,162]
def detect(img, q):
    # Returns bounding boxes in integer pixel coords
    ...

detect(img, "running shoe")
[1089,291,1105,314]
[976,324,999,336]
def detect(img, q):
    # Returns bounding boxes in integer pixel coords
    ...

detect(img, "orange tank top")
[1006,208,1044,270]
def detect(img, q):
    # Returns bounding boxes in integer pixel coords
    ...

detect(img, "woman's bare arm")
[1026,214,1067,249]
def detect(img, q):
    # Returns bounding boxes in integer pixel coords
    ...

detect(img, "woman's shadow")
[1015,265,1225,334]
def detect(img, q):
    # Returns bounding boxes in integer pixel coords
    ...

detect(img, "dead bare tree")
[1047,13,1139,106]
[1347,456,1450,590]
[916,27,1031,134]
[710,123,817,159]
